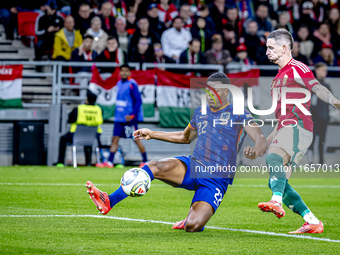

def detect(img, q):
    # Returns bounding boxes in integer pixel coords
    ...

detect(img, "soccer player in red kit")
[258,29,340,234]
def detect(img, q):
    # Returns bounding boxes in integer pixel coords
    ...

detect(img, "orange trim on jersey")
[188,123,196,130]
[210,103,230,112]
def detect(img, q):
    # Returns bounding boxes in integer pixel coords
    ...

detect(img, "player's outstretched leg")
[87,158,186,214]
[283,181,323,234]
[86,165,154,214]
[258,152,286,218]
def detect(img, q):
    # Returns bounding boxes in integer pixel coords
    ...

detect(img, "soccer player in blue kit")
[96,64,148,168]
[86,73,267,232]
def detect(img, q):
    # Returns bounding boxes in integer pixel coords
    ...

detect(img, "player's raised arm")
[243,123,268,160]
[312,84,340,110]
[133,126,197,144]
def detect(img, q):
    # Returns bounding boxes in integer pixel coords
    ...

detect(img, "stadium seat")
[72,125,100,168]
[17,12,39,48]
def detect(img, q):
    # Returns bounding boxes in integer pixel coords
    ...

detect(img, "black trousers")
[309,121,328,164]
[58,132,102,166]
[35,38,54,60]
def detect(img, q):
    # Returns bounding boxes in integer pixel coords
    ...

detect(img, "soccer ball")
[121,168,151,197]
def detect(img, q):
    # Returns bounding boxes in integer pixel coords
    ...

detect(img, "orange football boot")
[86,181,111,215]
[258,200,286,218]
[288,221,324,234]
[172,218,187,230]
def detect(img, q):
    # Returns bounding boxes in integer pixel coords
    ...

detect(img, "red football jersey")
[271,58,319,132]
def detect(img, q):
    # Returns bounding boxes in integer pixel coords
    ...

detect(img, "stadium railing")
[142,62,224,72]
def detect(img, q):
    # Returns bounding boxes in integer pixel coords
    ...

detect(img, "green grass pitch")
[0,166,339,254]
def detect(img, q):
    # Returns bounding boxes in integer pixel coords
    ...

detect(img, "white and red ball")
[121,168,151,197]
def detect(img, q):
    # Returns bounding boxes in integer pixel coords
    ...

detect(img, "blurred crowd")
[0,0,340,74]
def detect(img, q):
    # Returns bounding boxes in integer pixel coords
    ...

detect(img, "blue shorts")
[113,122,138,138]
[175,156,230,213]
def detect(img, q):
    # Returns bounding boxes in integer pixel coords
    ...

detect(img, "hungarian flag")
[0,65,23,109]
[156,70,191,128]
[156,69,260,128]
[130,69,156,118]
[89,66,156,119]
[89,66,119,119]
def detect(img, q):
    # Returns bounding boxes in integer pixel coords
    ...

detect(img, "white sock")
[303,212,320,224]
[271,194,282,204]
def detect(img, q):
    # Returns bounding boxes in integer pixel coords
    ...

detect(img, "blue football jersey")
[189,103,253,179]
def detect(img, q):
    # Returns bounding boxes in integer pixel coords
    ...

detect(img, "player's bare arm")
[312,84,340,110]
[133,126,198,144]
[243,123,268,160]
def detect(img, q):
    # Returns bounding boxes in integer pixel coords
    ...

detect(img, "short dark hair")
[256,3,269,11]
[79,2,90,9]
[299,24,309,30]
[226,5,238,11]
[189,38,200,45]
[87,90,97,104]
[267,29,294,50]
[172,16,183,23]
[107,35,117,41]
[138,16,148,22]
[83,34,94,40]
[120,64,131,70]
[200,4,208,11]
[138,36,148,43]
[207,73,230,85]
[180,4,190,10]
[315,62,327,69]
[319,22,330,29]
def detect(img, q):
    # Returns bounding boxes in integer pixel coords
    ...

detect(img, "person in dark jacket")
[71,34,98,72]
[244,4,273,38]
[243,20,262,63]
[190,16,214,52]
[179,38,205,64]
[209,0,228,34]
[147,3,166,36]
[97,1,116,36]
[128,17,160,53]
[179,38,205,76]
[129,37,155,68]
[95,35,127,73]
[308,62,332,164]
[0,2,17,40]
[35,1,64,61]
[74,2,95,35]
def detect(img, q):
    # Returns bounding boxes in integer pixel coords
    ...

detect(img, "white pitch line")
[0,214,339,243]
[0,183,167,187]
[0,183,340,188]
